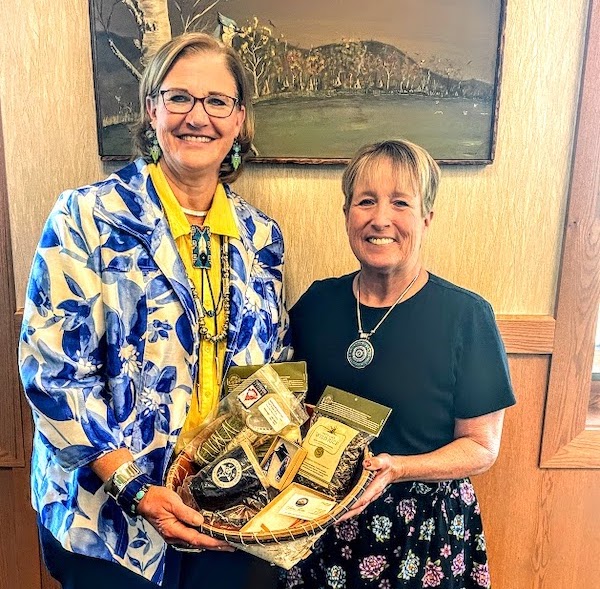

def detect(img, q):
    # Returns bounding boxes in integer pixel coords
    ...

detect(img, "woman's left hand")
[338,453,398,522]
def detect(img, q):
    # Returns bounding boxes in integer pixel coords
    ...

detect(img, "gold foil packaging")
[296,387,392,499]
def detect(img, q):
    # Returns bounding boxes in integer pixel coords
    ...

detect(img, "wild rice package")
[295,387,391,499]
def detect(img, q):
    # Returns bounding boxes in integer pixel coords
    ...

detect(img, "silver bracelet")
[103,461,143,500]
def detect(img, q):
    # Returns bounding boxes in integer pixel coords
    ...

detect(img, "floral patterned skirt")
[279,479,490,589]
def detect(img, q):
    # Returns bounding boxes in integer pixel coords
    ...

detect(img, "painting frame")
[88,0,506,165]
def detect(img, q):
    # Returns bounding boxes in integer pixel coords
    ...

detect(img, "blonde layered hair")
[342,140,440,216]
[132,32,254,183]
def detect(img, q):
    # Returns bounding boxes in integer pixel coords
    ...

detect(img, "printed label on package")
[278,491,336,520]
[237,379,268,408]
[257,397,291,432]
[298,416,359,485]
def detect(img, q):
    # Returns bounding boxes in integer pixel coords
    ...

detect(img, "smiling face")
[146,51,245,185]
[345,157,433,280]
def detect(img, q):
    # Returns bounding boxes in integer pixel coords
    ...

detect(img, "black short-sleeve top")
[290,273,516,456]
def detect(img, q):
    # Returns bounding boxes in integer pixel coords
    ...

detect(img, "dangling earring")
[146,128,162,164]
[231,139,241,171]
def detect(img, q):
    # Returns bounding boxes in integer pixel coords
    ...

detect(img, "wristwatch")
[103,461,143,500]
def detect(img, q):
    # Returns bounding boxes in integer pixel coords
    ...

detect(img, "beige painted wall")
[0,0,589,313]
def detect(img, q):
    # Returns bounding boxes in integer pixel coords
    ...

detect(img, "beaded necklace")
[187,233,231,344]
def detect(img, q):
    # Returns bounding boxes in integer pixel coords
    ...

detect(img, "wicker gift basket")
[165,366,391,570]
[165,414,375,569]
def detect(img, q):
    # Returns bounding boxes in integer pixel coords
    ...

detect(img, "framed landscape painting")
[89,0,506,164]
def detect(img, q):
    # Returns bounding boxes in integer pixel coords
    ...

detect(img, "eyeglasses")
[159,89,239,118]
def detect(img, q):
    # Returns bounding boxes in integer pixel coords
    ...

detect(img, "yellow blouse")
[148,163,240,454]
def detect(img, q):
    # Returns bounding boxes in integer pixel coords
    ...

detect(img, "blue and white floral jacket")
[19,159,291,584]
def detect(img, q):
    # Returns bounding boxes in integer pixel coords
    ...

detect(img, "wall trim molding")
[496,315,555,354]
[0,96,21,468]
[540,0,600,469]
[15,309,556,355]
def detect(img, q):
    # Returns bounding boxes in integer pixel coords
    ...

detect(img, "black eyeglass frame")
[158,89,240,118]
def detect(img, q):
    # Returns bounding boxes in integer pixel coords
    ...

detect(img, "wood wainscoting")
[472,315,600,587]
[474,354,600,588]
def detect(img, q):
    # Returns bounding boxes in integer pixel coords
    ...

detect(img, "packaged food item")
[260,437,307,490]
[240,483,336,534]
[224,361,308,397]
[193,413,267,468]
[295,386,392,499]
[186,441,268,513]
[200,502,264,530]
[192,365,309,468]
[176,362,308,453]
[228,364,309,436]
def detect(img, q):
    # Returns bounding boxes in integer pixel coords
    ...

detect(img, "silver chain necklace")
[346,271,420,369]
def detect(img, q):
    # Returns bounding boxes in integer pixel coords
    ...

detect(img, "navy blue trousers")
[38,523,278,589]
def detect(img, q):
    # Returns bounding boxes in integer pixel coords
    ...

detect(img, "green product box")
[224,361,308,395]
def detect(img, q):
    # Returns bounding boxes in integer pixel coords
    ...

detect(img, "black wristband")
[116,473,154,516]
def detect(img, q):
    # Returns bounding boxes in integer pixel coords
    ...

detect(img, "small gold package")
[260,436,307,490]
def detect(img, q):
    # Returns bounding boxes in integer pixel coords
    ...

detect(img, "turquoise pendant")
[191,225,211,269]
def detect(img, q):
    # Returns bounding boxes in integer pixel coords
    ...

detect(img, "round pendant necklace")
[347,271,420,369]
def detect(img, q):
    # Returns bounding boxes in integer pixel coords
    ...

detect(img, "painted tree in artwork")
[237,18,278,98]
[95,0,172,80]
[95,0,225,80]
[126,0,172,67]
[379,46,401,91]
[305,51,326,92]
[286,49,305,93]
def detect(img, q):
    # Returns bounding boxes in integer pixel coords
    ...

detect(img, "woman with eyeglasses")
[19,33,290,589]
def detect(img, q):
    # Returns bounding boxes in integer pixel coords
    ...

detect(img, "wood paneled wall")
[0,405,46,589]
[0,95,45,589]
[475,355,600,588]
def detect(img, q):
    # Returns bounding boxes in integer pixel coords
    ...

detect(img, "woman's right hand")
[137,485,234,552]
